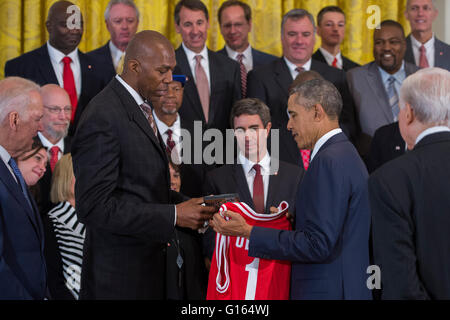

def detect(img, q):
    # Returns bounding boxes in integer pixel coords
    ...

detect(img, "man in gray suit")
[347,20,418,157]
[404,0,450,71]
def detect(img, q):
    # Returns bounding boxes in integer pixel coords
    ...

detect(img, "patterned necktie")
[387,76,399,121]
[50,146,60,172]
[140,102,160,141]
[252,164,265,213]
[300,149,311,171]
[116,53,125,74]
[62,57,78,123]
[8,158,33,211]
[194,55,210,123]
[295,67,305,75]
[332,57,338,68]
[237,53,247,98]
[166,129,176,154]
[419,45,430,69]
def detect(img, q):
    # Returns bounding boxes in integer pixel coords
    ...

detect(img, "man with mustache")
[4,1,110,136]
[347,20,418,159]
[88,0,140,80]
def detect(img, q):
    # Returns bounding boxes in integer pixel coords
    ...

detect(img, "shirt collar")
[377,60,406,85]
[152,111,181,137]
[319,47,342,66]
[415,126,450,146]
[38,132,65,153]
[225,44,252,60]
[47,41,78,64]
[411,33,435,51]
[238,151,271,175]
[115,74,144,106]
[284,56,312,73]
[182,42,208,63]
[109,40,125,61]
[310,128,342,162]
[0,144,12,166]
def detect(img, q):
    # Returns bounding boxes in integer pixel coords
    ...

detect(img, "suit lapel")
[208,50,219,124]
[434,38,446,68]
[274,58,293,96]
[405,36,416,65]
[367,62,393,122]
[233,163,254,208]
[266,163,282,212]
[37,44,59,84]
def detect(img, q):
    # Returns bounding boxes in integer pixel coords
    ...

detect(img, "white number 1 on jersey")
[245,258,260,300]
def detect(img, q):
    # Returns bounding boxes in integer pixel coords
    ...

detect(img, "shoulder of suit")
[5,44,47,65]
[87,42,110,56]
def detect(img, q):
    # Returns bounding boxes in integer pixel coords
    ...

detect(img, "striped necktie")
[237,53,247,98]
[419,45,430,69]
[140,102,160,142]
[387,76,399,121]
[8,158,33,211]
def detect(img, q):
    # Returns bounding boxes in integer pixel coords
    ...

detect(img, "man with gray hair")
[370,67,450,299]
[247,8,357,169]
[0,77,47,299]
[88,0,140,79]
[211,79,372,300]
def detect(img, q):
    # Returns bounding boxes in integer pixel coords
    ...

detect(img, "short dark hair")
[281,9,316,34]
[15,136,47,162]
[230,98,271,128]
[174,0,209,25]
[290,79,343,120]
[376,19,405,38]
[317,6,345,26]
[289,70,324,94]
[218,0,251,25]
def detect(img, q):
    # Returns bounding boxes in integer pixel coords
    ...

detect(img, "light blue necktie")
[387,76,399,121]
[8,157,33,211]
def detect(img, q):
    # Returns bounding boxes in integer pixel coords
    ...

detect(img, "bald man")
[72,30,216,299]
[4,0,111,136]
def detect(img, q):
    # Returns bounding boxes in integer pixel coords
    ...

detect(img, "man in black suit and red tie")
[4,1,110,136]
[72,30,216,299]
[370,67,450,299]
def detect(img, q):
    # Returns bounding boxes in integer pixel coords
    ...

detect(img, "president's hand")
[175,197,216,230]
[210,210,253,239]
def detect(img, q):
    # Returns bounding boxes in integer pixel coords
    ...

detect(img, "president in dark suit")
[247,9,357,167]
[0,77,47,299]
[211,79,372,300]
[404,0,450,71]
[4,1,110,136]
[72,31,216,299]
[203,98,304,259]
[370,67,450,299]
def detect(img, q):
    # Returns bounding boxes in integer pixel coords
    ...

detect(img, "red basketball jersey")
[207,201,291,300]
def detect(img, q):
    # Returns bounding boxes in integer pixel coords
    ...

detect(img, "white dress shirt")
[225,44,253,72]
[284,56,312,80]
[310,128,343,162]
[319,47,343,69]
[411,34,435,68]
[47,42,81,98]
[182,43,211,91]
[109,41,125,70]
[238,151,271,207]
[0,144,17,183]
[415,126,450,146]
[37,132,65,161]
[153,111,182,160]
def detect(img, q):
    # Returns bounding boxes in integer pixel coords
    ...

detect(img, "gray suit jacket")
[405,35,450,71]
[346,61,418,156]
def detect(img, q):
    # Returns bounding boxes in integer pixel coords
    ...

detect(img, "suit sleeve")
[248,156,351,263]
[368,173,430,299]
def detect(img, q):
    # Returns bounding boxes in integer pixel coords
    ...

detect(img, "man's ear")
[265,121,272,137]
[9,112,19,130]
[313,103,326,121]
[127,59,140,75]
[405,102,415,125]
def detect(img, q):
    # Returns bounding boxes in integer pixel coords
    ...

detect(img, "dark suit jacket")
[217,46,278,69]
[369,131,450,299]
[202,159,304,259]
[0,160,47,299]
[247,58,357,166]
[366,122,405,173]
[4,44,111,135]
[312,49,360,71]
[249,133,372,300]
[405,35,450,71]
[72,78,185,299]
[87,41,117,81]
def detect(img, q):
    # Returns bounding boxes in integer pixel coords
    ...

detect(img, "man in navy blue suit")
[0,77,47,299]
[211,79,372,300]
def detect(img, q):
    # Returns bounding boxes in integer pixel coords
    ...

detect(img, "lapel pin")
[395,146,401,150]
[88,65,92,69]
[440,52,443,56]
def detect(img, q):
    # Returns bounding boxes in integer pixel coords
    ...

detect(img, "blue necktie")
[8,157,33,211]
[387,76,399,121]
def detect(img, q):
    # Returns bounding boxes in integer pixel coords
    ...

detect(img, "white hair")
[399,68,450,126]
[0,77,40,124]
[104,0,140,21]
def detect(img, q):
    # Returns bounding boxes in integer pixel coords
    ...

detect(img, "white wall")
[433,0,450,43]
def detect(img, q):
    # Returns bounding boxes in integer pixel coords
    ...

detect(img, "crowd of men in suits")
[1,0,450,300]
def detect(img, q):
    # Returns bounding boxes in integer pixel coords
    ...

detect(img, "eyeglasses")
[44,105,72,114]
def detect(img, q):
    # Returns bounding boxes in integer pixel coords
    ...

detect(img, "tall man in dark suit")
[0,77,47,299]
[217,0,277,97]
[4,1,110,136]
[404,0,450,71]
[312,6,360,71]
[72,31,216,299]
[347,20,419,158]
[88,0,140,80]
[211,79,372,300]
[203,98,303,259]
[370,67,450,299]
[247,9,357,167]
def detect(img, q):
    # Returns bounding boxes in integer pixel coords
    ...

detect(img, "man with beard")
[347,20,418,158]
[4,1,110,135]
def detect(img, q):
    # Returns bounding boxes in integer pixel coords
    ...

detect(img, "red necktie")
[252,164,264,213]
[237,53,247,98]
[166,129,176,154]
[419,45,429,68]
[332,57,338,68]
[50,146,60,172]
[300,149,311,171]
[62,57,78,123]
